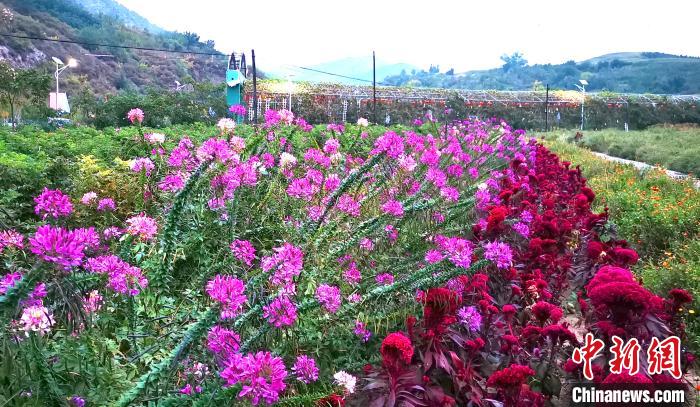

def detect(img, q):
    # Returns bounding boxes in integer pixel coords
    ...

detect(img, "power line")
[289,65,388,86]
[2,33,390,86]
[0,33,226,56]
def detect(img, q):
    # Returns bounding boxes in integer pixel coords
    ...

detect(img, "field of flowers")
[0,110,695,406]
[545,136,700,349]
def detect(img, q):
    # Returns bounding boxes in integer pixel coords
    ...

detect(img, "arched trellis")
[242,81,700,129]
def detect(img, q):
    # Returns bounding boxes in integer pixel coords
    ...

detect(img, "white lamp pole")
[574,79,588,130]
[286,74,295,114]
[52,57,77,110]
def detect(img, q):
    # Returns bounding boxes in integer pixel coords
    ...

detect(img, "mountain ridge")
[0,0,225,95]
[384,52,700,94]
[67,0,164,33]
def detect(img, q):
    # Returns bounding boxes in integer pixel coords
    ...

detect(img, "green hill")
[66,0,164,33]
[0,0,226,95]
[384,52,700,94]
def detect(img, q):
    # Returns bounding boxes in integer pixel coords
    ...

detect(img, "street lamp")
[52,57,77,111]
[574,79,588,130]
[286,74,295,113]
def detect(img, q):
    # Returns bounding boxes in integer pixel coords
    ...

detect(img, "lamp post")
[286,74,295,113]
[574,79,588,130]
[52,57,77,111]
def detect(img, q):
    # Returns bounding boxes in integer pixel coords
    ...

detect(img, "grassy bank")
[549,125,700,175]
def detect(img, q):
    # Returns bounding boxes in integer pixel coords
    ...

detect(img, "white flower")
[398,154,417,172]
[280,152,297,169]
[356,117,369,127]
[229,136,246,153]
[217,118,236,133]
[19,305,55,336]
[278,109,295,125]
[144,132,165,144]
[80,192,98,205]
[330,153,344,164]
[333,371,356,394]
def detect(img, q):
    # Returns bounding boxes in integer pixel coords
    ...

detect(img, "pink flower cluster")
[127,108,144,124]
[86,255,148,296]
[125,214,158,241]
[0,229,23,253]
[262,296,297,328]
[30,225,97,269]
[291,355,319,384]
[19,305,55,336]
[197,138,234,163]
[229,104,247,116]
[261,243,304,287]
[429,235,474,269]
[315,284,341,313]
[34,188,73,219]
[230,239,256,266]
[220,351,287,405]
[381,199,404,218]
[131,157,155,177]
[207,325,240,358]
[206,275,247,319]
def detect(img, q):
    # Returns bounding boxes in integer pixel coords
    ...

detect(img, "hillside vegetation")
[0,0,226,95]
[385,52,700,94]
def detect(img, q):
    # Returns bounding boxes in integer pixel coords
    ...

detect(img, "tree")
[183,31,201,46]
[500,52,528,72]
[0,62,51,129]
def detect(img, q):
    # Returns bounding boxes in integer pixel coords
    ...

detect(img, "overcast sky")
[116,0,700,73]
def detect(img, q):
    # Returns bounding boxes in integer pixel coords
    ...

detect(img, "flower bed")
[0,111,693,406]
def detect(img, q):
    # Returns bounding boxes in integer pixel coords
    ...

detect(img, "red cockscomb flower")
[531,301,563,324]
[541,324,578,345]
[487,364,535,389]
[586,265,634,292]
[602,371,653,385]
[586,241,605,259]
[381,332,414,374]
[610,247,639,266]
[669,288,693,305]
[588,281,656,322]
[316,394,345,407]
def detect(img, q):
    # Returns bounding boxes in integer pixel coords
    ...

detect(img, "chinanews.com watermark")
[568,333,690,406]
[570,384,686,406]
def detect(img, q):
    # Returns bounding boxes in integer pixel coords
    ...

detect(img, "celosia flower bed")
[0,110,692,406]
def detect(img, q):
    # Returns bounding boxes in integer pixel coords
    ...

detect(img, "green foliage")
[87,84,227,128]
[0,62,51,127]
[573,125,700,174]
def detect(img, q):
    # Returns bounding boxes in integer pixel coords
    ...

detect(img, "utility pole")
[373,51,377,124]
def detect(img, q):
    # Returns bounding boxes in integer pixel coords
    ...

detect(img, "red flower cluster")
[361,133,689,406]
[380,332,414,370]
[487,364,534,389]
